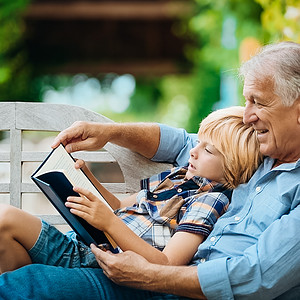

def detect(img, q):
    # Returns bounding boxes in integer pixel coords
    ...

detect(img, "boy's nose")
[189,144,199,159]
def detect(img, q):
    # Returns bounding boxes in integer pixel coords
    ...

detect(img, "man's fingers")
[52,135,86,153]
[91,243,107,257]
[90,244,111,269]
[51,129,79,149]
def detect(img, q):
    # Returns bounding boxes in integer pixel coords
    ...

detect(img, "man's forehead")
[243,75,273,96]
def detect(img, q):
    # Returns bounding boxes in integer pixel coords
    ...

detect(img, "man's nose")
[243,103,258,125]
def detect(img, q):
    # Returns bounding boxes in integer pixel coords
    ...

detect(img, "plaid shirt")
[115,167,231,251]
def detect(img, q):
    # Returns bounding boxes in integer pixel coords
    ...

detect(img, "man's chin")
[259,145,273,158]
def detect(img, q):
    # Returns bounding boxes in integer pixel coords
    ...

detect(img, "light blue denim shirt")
[153,124,300,300]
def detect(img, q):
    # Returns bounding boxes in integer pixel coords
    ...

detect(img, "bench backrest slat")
[0,102,171,225]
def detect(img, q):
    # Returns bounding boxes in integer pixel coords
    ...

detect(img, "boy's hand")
[65,186,115,231]
[74,159,87,171]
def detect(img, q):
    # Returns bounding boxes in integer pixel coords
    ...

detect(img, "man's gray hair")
[239,41,300,106]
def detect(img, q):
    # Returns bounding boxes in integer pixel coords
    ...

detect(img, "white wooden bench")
[0,102,171,227]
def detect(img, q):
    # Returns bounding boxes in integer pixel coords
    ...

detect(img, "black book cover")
[31,145,118,252]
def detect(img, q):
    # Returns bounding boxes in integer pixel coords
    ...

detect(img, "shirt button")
[153,195,158,199]
[234,216,240,221]
[80,248,85,252]
[210,236,216,242]
[256,186,261,192]
[177,188,182,193]
[200,258,206,263]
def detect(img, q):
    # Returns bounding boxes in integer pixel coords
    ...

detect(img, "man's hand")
[52,121,160,159]
[90,245,205,299]
[52,121,112,153]
[90,245,153,287]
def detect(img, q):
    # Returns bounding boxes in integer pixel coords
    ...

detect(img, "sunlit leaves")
[0,0,32,100]
[255,0,300,42]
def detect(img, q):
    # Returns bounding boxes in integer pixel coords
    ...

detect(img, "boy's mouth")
[188,162,196,170]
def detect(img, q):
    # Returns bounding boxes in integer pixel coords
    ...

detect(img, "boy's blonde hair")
[198,106,263,189]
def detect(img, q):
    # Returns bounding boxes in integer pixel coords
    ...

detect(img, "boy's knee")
[0,204,20,230]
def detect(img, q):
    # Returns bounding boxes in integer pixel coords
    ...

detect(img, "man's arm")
[52,121,160,159]
[90,245,206,299]
[52,121,198,165]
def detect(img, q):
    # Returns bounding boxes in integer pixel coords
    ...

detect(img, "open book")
[31,144,118,252]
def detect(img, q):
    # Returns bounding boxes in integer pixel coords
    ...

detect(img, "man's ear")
[297,97,300,124]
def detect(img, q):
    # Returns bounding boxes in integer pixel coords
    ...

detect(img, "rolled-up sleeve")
[198,257,234,300]
[151,124,197,166]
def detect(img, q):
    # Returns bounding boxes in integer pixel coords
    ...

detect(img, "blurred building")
[23,0,195,77]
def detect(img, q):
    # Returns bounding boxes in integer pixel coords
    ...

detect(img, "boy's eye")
[205,148,212,154]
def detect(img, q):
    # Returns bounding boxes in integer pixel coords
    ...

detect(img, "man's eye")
[253,99,264,107]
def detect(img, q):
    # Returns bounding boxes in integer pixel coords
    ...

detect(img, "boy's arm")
[75,159,137,210]
[101,215,204,265]
[162,231,203,265]
[67,186,203,265]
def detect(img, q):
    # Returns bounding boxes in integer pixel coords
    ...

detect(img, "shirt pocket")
[247,196,290,235]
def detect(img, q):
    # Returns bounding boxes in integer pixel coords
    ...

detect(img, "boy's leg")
[0,204,42,273]
[0,264,187,300]
[29,220,98,268]
[0,203,97,273]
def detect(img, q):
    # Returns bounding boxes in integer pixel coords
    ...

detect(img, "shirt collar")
[265,157,300,171]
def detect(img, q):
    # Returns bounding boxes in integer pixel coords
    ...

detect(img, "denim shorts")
[28,220,99,268]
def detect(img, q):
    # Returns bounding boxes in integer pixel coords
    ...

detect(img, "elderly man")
[0,41,299,300]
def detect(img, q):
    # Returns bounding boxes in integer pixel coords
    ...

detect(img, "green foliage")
[157,75,195,130]
[1,0,300,130]
[187,63,221,132]
[125,0,265,130]
[0,0,35,101]
[177,0,263,129]
[255,0,300,42]
[127,78,162,121]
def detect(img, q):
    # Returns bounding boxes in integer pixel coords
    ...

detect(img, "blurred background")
[0,0,299,228]
[0,0,300,131]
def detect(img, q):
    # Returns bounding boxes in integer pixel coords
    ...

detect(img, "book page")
[35,144,112,210]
